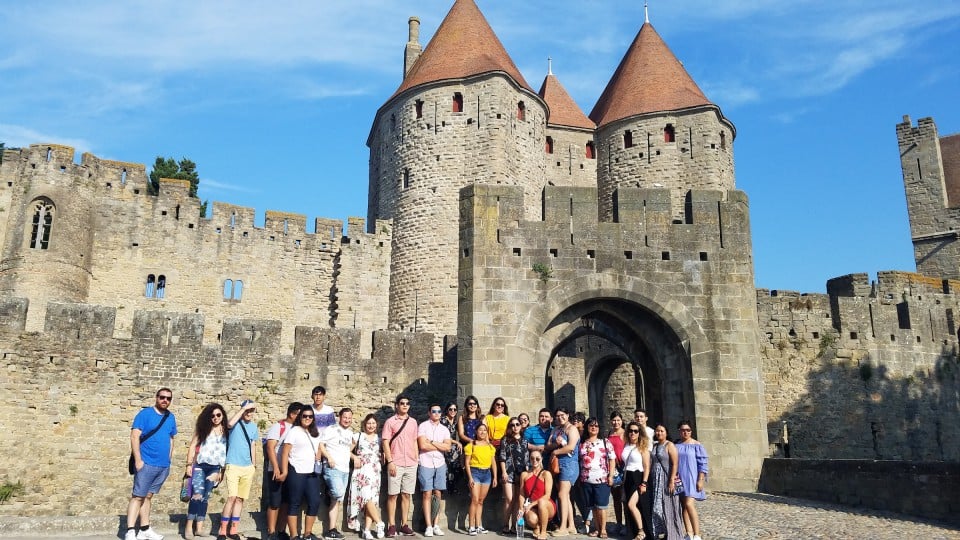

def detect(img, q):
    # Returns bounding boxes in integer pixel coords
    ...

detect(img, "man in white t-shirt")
[318,408,356,540]
[265,402,303,540]
[417,404,451,537]
[311,386,336,435]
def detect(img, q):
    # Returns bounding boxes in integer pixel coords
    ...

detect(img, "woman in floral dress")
[348,414,385,540]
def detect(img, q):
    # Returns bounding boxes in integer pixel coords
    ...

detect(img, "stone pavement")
[0,493,956,540]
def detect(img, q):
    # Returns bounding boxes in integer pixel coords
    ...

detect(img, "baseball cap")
[241,399,256,410]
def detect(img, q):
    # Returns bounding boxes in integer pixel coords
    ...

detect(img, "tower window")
[390,114,396,131]
[415,100,424,119]
[145,275,156,298]
[29,198,55,250]
[546,136,554,154]
[156,275,166,299]
[720,131,727,150]
[402,168,410,189]
[517,101,526,121]
[664,124,675,143]
[585,141,595,159]
[452,93,463,113]
[223,279,244,301]
[623,130,634,149]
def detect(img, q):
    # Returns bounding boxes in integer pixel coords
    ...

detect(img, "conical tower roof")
[590,22,712,127]
[539,73,595,130]
[393,0,533,97]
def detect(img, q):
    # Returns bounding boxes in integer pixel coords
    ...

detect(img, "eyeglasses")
[628,429,640,433]
[509,423,521,427]
[679,428,692,432]
[157,395,173,401]
[587,424,599,428]
[211,413,223,418]
[519,418,529,423]
[398,401,411,406]
[430,409,442,413]
[495,403,505,408]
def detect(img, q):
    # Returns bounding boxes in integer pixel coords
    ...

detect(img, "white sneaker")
[432,526,444,537]
[692,536,702,540]
[424,528,433,538]
[138,528,164,540]
[363,531,374,540]
[375,523,385,540]
[125,530,138,540]
[468,528,478,536]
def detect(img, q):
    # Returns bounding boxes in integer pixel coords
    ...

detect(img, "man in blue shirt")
[217,400,260,540]
[126,388,178,540]
[524,408,553,455]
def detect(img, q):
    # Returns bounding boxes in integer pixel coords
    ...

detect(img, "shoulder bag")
[129,410,171,475]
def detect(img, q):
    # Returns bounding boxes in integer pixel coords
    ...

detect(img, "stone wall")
[544,125,597,188]
[0,298,447,517]
[757,271,960,461]
[0,146,391,355]
[758,458,960,525]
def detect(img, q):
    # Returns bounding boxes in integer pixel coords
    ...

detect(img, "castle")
[0,0,957,518]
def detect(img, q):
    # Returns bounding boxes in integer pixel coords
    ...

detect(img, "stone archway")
[541,297,692,430]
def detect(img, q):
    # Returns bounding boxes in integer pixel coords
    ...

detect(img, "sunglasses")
[447,408,458,412]
[211,413,223,418]
[679,428,692,432]
[398,401,411,406]
[302,415,315,419]
[467,402,478,406]
[157,395,173,401]
[495,403,505,407]
[509,423,521,427]
[430,409,442,413]
[628,429,640,433]
[587,424,599,428]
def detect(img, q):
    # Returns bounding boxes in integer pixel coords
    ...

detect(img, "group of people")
[125,388,709,540]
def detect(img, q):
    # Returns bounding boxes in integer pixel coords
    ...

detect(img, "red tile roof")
[393,0,533,98]
[538,74,595,130]
[590,23,712,127]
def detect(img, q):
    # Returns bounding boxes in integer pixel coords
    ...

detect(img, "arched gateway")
[457,184,768,491]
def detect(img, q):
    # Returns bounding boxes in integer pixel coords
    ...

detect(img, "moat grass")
[0,481,23,504]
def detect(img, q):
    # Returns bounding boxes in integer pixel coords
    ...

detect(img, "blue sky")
[1,1,958,293]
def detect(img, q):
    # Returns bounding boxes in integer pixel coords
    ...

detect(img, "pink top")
[418,420,449,468]
[382,414,418,467]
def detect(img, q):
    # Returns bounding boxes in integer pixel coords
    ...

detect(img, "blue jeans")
[285,470,321,516]
[187,463,221,520]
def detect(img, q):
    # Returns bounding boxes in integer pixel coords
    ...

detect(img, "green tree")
[149,156,199,197]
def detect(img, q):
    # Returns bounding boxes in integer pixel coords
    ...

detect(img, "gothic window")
[223,279,233,299]
[29,198,55,250]
[453,93,463,113]
[623,130,634,149]
[585,141,595,159]
[156,275,166,299]
[145,275,156,298]
[517,101,526,121]
[664,124,675,143]
[546,136,554,154]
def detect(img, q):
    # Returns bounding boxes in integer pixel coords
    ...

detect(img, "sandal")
[598,534,608,539]
[588,533,599,538]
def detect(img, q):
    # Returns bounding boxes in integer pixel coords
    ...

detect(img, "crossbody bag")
[128,410,171,475]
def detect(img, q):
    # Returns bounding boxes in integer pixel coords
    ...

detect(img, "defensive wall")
[0,145,391,354]
[0,297,448,517]
[458,183,768,491]
[757,271,960,462]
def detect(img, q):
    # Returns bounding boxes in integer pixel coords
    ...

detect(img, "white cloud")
[199,178,259,194]
[0,124,93,155]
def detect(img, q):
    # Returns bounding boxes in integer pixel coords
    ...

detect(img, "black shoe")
[278,533,291,540]
[325,530,344,540]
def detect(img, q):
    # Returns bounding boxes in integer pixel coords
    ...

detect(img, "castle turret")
[404,17,422,77]
[590,21,735,220]
[367,0,548,341]
[538,63,597,187]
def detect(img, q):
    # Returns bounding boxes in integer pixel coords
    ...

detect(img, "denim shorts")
[132,463,170,498]
[557,456,579,483]
[323,468,349,501]
[582,482,611,509]
[418,464,447,491]
[470,467,492,485]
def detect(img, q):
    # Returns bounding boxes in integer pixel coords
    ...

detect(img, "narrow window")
[223,279,233,300]
[585,141,595,159]
[720,131,727,150]
[175,204,180,220]
[546,136,554,154]
[156,275,166,299]
[145,275,156,298]
[402,168,410,189]
[452,93,463,113]
[390,114,396,131]
[121,169,127,185]
[517,101,526,121]
[46,147,52,162]
[415,100,424,119]
[230,212,236,229]
[664,124,675,143]
[29,199,55,250]
[283,219,289,235]
[234,280,243,300]
[624,130,634,149]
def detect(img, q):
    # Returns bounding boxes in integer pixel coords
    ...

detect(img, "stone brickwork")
[544,125,597,188]
[458,184,767,491]
[596,107,735,221]
[368,75,549,346]
[0,298,447,517]
[0,146,391,355]
[757,271,960,461]
[898,115,960,279]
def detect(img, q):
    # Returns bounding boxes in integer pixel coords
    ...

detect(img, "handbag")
[179,474,193,502]
[548,453,560,475]
[129,410,171,474]
[673,477,685,497]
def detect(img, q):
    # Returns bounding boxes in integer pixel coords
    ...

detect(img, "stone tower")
[897,115,960,279]
[590,21,735,221]
[367,0,548,339]
[538,65,597,188]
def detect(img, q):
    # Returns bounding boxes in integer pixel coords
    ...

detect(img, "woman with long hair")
[457,395,483,444]
[348,414,385,540]
[545,407,580,536]
[520,450,555,540]
[496,417,529,534]
[675,421,708,540]
[621,421,650,540]
[464,424,497,535]
[649,424,684,540]
[280,408,323,540]
[184,403,228,539]
[578,418,616,538]
[440,402,464,495]
[606,412,627,536]
[484,397,510,447]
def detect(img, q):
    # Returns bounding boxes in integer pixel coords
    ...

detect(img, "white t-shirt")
[621,444,645,472]
[284,426,322,474]
[319,424,355,473]
[265,420,293,472]
[313,404,336,435]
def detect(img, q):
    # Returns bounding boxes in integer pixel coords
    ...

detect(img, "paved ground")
[0,493,956,540]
